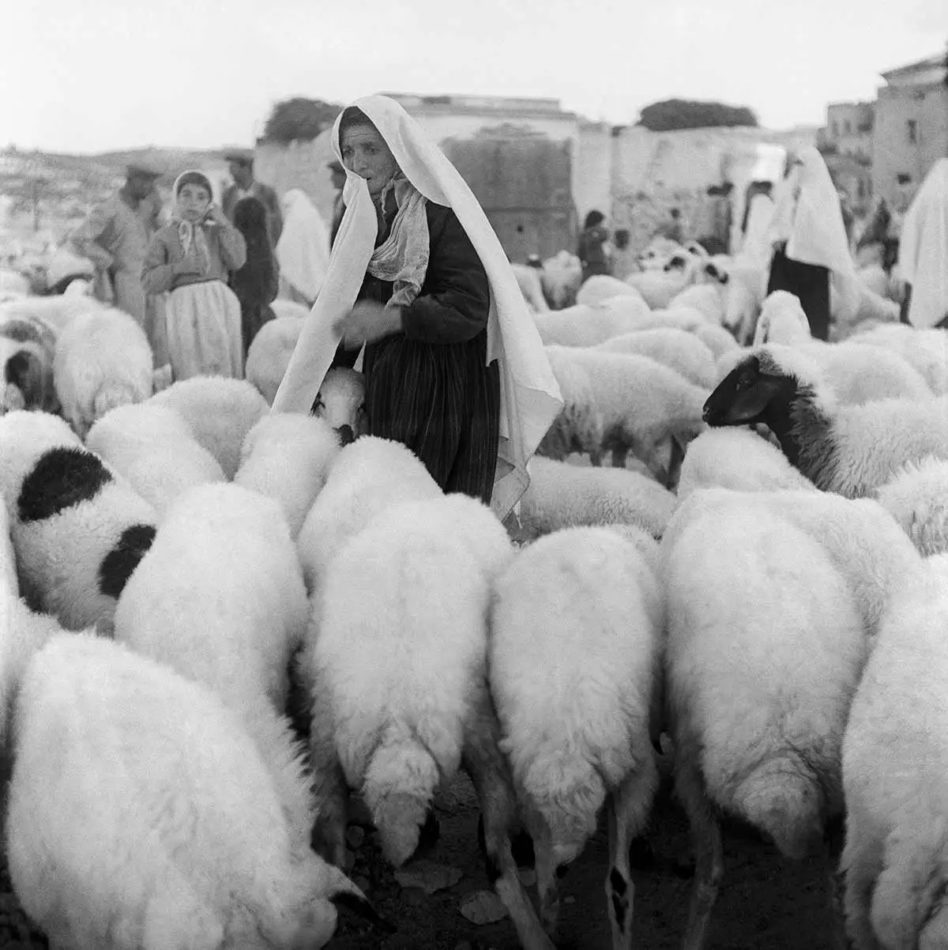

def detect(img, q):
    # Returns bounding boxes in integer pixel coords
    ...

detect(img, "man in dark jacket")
[221,151,283,247]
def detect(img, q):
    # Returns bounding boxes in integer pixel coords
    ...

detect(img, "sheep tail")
[519,747,606,855]
[731,758,825,860]
[872,821,948,950]
[362,737,440,867]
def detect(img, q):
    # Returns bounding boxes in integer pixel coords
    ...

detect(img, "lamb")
[234,413,341,537]
[0,410,156,630]
[840,554,948,950]
[703,344,948,498]
[849,322,948,395]
[489,527,660,947]
[676,426,816,500]
[7,632,375,950]
[310,367,366,444]
[663,488,873,948]
[595,327,718,388]
[512,262,550,312]
[539,346,708,479]
[246,315,303,404]
[296,436,441,595]
[539,250,582,310]
[150,376,269,479]
[85,403,225,520]
[0,312,59,414]
[515,455,676,541]
[875,456,948,557]
[113,483,312,847]
[575,275,646,307]
[52,306,155,439]
[305,493,553,949]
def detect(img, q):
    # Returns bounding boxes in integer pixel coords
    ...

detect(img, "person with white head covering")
[272,95,562,521]
[275,188,330,307]
[897,158,948,329]
[142,170,246,381]
[765,146,858,340]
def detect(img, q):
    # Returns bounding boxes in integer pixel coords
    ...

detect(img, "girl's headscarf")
[898,158,948,329]
[171,170,214,273]
[766,147,859,320]
[271,94,562,521]
[274,188,331,303]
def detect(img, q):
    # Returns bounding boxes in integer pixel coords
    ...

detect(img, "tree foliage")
[636,99,758,131]
[261,98,343,144]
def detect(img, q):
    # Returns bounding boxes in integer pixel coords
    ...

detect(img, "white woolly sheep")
[676,426,816,500]
[595,327,718,388]
[296,436,442,595]
[515,455,676,542]
[52,306,155,439]
[0,410,156,630]
[752,291,813,346]
[849,322,948,395]
[246,315,303,404]
[704,344,948,498]
[7,633,374,950]
[875,456,948,557]
[306,493,552,948]
[575,275,646,307]
[270,298,312,321]
[840,554,948,950]
[540,250,582,310]
[668,282,725,325]
[234,413,341,537]
[85,403,225,520]
[625,253,699,309]
[532,302,649,348]
[539,346,708,480]
[512,263,550,313]
[150,376,269,479]
[663,488,872,948]
[490,526,660,946]
[692,321,740,361]
[310,367,366,444]
[0,291,104,337]
[113,482,312,848]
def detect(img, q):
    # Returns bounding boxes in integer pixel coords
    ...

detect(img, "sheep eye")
[313,397,325,411]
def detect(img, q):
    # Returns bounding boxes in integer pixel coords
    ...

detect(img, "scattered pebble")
[516,868,536,887]
[459,890,508,925]
[346,825,365,850]
[394,860,463,895]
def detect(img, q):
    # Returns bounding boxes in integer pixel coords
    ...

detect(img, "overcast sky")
[3,0,944,154]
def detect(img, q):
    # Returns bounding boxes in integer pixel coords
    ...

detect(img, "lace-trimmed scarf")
[366,175,429,309]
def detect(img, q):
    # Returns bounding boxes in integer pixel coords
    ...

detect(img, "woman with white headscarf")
[897,158,948,329]
[765,146,858,340]
[272,95,561,521]
[274,188,330,307]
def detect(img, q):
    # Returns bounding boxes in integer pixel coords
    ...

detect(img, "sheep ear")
[5,350,44,409]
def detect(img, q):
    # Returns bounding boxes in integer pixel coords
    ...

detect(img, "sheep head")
[312,368,366,446]
[702,353,799,427]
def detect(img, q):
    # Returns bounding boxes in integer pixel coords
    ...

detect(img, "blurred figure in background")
[275,188,331,308]
[230,196,280,354]
[222,151,283,247]
[69,163,163,322]
[696,182,733,254]
[577,210,613,284]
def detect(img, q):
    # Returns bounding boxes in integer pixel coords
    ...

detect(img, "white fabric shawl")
[275,189,330,303]
[271,94,563,521]
[898,158,948,329]
[766,146,859,320]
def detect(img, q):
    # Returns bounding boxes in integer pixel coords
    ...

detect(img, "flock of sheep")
[0,230,942,950]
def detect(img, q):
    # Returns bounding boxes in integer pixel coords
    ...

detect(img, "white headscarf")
[271,94,563,521]
[767,146,859,320]
[274,188,331,303]
[898,158,948,329]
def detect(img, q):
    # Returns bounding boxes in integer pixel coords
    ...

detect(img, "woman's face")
[340,124,398,196]
[176,183,211,222]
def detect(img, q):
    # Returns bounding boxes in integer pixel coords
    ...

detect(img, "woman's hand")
[333,300,402,347]
[203,204,227,226]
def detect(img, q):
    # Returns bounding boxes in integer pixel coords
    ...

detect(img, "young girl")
[229,196,279,355]
[142,170,246,380]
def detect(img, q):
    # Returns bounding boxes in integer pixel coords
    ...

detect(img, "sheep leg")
[664,435,686,491]
[527,811,560,937]
[462,681,555,950]
[611,445,629,468]
[676,751,723,950]
[839,830,884,950]
[823,819,853,950]
[308,688,348,869]
[607,762,659,950]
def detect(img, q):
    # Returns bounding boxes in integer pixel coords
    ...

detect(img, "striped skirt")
[362,333,500,504]
[166,280,243,382]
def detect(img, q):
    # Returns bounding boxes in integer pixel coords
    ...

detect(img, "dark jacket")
[222,182,283,246]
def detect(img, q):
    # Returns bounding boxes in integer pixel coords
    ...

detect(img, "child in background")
[230,196,279,355]
[142,170,246,380]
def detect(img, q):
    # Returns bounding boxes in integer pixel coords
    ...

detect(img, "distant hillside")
[0,146,236,246]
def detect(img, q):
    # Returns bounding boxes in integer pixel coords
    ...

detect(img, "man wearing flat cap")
[69,162,164,328]
[221,150,283,246]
